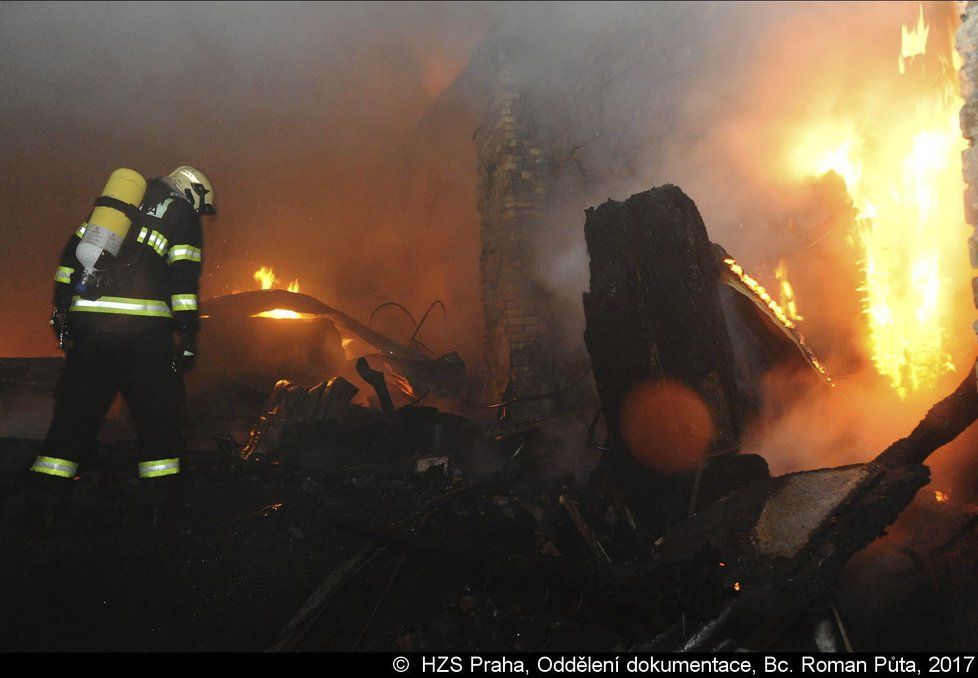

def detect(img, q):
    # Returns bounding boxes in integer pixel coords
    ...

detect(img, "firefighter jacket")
[53,177,203,334]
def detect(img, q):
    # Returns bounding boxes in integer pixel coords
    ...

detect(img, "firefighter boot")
[25,471,74,533]
[135,475,183,531]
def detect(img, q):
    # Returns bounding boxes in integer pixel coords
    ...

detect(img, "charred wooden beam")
[583,185,745,451]
[356,357,397,419]
[582,185,758,534]
[654,364,978,650]
[876,361,978,467]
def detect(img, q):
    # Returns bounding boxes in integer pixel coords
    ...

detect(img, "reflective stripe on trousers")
[139,458,180,478]
[30,455,78,478]
[70,296,173,318]
[170,294,198,311]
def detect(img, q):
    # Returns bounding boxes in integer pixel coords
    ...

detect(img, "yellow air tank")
[76,168,146,286]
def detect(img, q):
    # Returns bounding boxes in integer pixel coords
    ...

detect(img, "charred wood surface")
[582,186,756,535]
[877,361,978,467]
[653,366,978,650]
[582,185,744,451]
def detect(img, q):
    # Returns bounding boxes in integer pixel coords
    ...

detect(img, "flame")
[385,362,416,398]
[724,257,799,330]
[250,309,316,319]
[791,3,967,399]
[775,258,804,323]
[899,4,929,75]
[254,266,301,294]
[340,336,357,360]
[733,582,741,592]
[934,490,949,503]
[254,266,277,290]
[723,256,832,382]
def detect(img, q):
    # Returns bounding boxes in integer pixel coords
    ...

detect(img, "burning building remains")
[0,0,977,654]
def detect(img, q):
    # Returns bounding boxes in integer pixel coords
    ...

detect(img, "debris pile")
[0,184,975,652]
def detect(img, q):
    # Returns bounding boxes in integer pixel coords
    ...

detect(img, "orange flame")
[250,308,317,320]
[724,257,799,330]
[935,490,949,503]
[385,362,416,398]
[775,258,804,323]
[254,266,277,290]
[789,3,966,399]
[723,256,832,382]
[254,266,301,295]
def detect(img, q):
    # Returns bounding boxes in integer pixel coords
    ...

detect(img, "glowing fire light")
[254,266,277,290]
[723,256,832,382]
[252,265,303,320]
[733,582,741,592]
[899,4,929,75]
[775,258,804,323]
[724,257,799,330]
[934,490,949,503]
[250,308,317,320]
[385,363,416,398]
[792,3,966,399]
[254,266,301,294]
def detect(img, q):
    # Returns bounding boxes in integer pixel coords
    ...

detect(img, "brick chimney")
[472,50,563,420]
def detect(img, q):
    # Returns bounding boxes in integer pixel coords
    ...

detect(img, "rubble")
[0,349,975,651]
[240,376,360,465]
[0,182,974,652]
[199,290,466,399]
[651,364,977,650]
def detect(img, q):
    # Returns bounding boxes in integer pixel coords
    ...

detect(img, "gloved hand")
[49,307,68,348]
[172,330,198,375]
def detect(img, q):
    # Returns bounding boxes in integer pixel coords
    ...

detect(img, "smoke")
[1,2,975,491]
[451,1,978,491]
[0,1,491,362]
[651,0,978,496]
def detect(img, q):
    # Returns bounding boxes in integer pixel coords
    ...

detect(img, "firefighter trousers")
[33,329,185,480]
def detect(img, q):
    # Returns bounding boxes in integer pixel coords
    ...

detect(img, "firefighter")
[30,165,215,521]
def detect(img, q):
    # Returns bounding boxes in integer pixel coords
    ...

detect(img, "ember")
[724,257,799,331]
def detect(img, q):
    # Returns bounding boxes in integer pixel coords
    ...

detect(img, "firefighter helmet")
[167,165,215,215]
